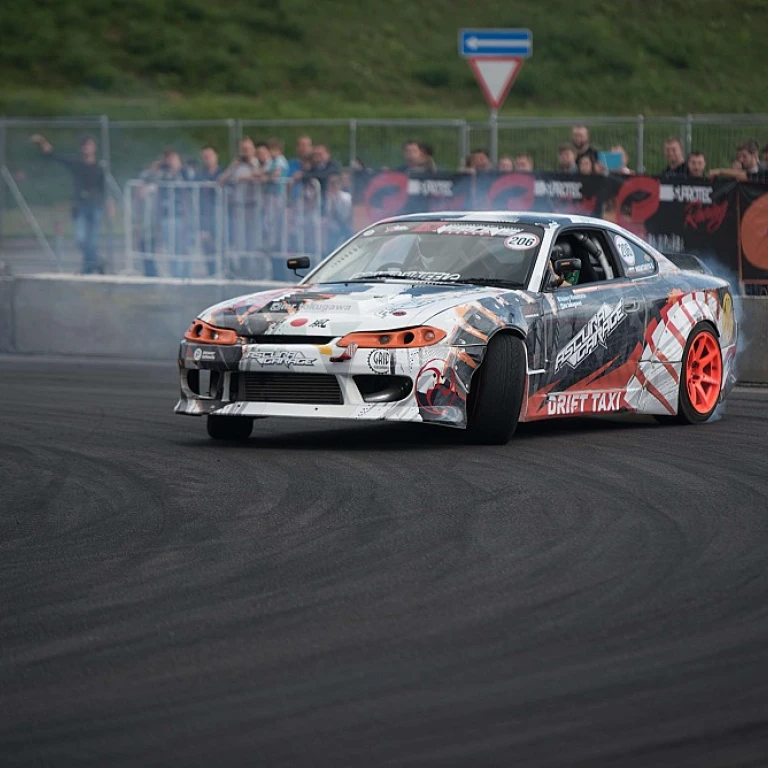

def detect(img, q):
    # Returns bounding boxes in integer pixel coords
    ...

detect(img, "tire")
[657,322,723,425]
[465,334,527,445]
[206,415,254,441]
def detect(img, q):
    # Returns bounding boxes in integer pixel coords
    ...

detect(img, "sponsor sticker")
[554,300,627,371]
[367,349,392,374]
[351,269,460,282]
[385,224,410,232]
[303,302,352,312]
[193,348,216,361]
[614,235,636,266]
[546,391,623,415]
[721,292,735,343]
[244,348,316,368]
[504,233,540,250]
[309,318,330,328]
[555,294,584,310]
[435,223,522,237]
[626,261,654,275]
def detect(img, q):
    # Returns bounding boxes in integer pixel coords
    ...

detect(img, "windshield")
[308,220,544,287]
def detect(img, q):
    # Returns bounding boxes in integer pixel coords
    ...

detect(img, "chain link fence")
[3,113,768,276]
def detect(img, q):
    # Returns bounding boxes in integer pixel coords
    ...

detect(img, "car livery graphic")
[176,212,738,444]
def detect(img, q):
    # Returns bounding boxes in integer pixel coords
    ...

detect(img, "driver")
[404,234,445,273]
[550,241,580,288]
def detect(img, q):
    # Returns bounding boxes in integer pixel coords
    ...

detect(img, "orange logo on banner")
[741,194,768,271]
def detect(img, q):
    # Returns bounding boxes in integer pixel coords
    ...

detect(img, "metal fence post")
[227,119,237,161]
[636,114,644,173]
[99,115,114,271]
[685,114,693,155]
[489,110,499,165]
[0,118,5,249]
[459,120,469,170]
[99,114,111,173]
[349,119,357,166]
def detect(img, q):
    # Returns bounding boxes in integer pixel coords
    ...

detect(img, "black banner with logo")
[352,171,763,284]
[608,176,739,277]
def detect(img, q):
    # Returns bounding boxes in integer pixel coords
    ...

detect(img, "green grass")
[1,0,768,119]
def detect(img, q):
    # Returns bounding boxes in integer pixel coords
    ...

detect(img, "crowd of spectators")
[29,123,768,277]
[133,134,351,278]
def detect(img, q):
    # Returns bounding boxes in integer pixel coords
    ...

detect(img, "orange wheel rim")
[685,331,722,414]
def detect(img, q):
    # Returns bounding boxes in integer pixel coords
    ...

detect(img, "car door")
[533,226,648,418]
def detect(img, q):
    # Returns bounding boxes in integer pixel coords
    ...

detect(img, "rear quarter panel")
[632,271,738,414]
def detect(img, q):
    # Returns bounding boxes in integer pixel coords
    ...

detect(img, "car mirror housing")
[287,256,310,270]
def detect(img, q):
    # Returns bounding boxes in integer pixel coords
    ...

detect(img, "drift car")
[176,212,738,444]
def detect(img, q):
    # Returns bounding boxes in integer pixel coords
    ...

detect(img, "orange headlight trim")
[338,326,447,349]
[184,318,239,345]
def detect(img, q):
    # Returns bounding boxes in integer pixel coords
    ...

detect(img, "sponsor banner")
[610,177,739,275]
[352,172,756,282]
[472,172,619,217]
[352,171,473,231]
[738,183,768,284]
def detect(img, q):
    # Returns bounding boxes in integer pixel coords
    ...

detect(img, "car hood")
[199,281,527,338]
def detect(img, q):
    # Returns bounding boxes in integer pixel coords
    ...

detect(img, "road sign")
[467,58,524,111]
[458,29,533,58]
[459,28,533,162]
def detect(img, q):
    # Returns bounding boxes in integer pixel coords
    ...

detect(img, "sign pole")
[490,109,499,166]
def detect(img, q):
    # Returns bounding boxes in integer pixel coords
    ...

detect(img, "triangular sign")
[467,57,523,110]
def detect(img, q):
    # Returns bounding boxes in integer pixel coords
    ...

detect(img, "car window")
[548,228,619,288]
[611,233,657,277]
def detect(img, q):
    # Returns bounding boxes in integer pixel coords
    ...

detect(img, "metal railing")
[5,113,765,181]
[123,177,327,279]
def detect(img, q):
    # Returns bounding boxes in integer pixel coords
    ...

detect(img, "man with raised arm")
[30,133,114,274]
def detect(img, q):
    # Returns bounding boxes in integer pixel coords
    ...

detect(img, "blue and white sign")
[458,29,533,58]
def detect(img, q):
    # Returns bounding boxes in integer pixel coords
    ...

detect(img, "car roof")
[382,211,600,228]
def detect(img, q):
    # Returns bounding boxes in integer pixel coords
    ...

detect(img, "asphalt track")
[2,355,768,767]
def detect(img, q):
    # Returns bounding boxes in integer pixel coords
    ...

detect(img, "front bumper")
[175,339,486,427]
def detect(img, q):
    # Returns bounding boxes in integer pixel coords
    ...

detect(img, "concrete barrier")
[4,274,291,360]
[0,277,14,353]
[739,297,768,384]
[0,275,766,381]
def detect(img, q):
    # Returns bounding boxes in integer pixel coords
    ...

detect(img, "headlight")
[337,326,447,349]
[184,319,239,345]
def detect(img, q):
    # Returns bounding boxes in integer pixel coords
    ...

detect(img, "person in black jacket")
[30,133,114,274]
[661,137,689,177]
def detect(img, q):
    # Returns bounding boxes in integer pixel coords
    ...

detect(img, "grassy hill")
[1,0,767,119]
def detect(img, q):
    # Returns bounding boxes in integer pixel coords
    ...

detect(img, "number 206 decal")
[504,233,540,250]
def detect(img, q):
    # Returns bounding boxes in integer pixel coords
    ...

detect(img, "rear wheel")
[658,323,722,424]
[206,415,254,441]
[466,334,526,445]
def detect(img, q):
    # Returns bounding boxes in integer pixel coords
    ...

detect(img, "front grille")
[243,335,335,345]
[240,373,343,405]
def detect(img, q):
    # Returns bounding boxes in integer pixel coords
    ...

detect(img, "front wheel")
[207,415,254,441]
[658,323,723,425]
[465,334,526,445]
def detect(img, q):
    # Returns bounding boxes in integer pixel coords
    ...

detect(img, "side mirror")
[552,257,582,276]
[287,256,310,278]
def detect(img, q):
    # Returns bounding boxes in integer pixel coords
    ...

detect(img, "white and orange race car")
[176,212,738,444]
